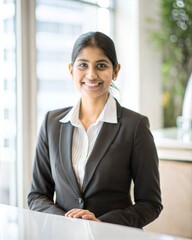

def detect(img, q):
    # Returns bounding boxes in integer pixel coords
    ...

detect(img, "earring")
[113,75,117,81]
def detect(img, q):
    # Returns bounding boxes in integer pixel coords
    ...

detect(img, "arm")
[98,116,163,228]
[28,112,66,216]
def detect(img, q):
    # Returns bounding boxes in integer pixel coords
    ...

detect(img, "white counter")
[0,204,188,240]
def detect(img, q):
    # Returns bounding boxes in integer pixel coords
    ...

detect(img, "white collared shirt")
[60,94,118,188]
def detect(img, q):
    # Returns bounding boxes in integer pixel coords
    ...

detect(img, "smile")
[83,81,102,87]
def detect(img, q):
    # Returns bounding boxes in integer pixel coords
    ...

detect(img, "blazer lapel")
[82,121,121,193]
[59,122,81,196]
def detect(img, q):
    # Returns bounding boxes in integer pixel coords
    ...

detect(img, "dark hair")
[71,31,118,69]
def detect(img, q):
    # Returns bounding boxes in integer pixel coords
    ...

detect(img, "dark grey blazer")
[28,100,163,228]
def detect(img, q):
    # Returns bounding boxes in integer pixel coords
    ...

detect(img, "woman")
[28,31,163,228]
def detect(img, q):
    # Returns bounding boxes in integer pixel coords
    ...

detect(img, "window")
[0,0,17,205]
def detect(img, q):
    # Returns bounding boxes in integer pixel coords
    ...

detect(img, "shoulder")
[114,100,151,134]
[46,107,72,122]
[38,107,73,138]
[116,100,148,123]
[115,101,153,141]
[40,107,72,131]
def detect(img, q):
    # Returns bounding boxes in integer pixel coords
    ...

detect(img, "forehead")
[76,46,110,61]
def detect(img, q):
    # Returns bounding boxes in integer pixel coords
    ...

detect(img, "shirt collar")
[60,94,118,125]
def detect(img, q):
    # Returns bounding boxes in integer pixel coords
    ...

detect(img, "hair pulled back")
[71,31,118,69]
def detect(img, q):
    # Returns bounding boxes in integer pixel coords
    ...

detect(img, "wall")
[115,0,162,129]
[145,159,192,239]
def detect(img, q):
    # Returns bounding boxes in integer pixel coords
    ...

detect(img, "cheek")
[103,72,113,83]
[72,70,82,82]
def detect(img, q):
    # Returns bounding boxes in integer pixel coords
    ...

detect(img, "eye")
[97,63,107,69]
[78,63,88,69]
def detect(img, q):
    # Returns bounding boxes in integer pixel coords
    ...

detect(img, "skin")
[65,46,120,221]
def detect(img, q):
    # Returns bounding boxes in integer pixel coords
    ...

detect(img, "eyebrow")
[76,59,110,64]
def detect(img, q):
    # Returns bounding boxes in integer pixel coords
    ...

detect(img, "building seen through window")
[0,0,17,205]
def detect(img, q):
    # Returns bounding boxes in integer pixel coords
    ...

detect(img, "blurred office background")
[0,0,191,238]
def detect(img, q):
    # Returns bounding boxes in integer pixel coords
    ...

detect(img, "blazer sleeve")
[98,116,163,228]
[28,112,66,215]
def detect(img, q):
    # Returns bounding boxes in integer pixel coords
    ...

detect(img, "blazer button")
[78,198,83,204]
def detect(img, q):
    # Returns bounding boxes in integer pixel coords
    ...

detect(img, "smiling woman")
[68,33,120,129]
[28,31,163,229]
[69,31,120,104]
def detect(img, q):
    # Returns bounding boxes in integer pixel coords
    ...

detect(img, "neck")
[79,94,109,130]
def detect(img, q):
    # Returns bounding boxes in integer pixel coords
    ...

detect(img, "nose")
[86,67,97,79]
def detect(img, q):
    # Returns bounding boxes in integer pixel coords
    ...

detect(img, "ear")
[113,64,121,79]
[68,63,73,75]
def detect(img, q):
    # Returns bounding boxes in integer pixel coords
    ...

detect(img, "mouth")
[83,81,103,88]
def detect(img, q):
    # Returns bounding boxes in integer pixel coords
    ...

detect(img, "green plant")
[149,0,192,127]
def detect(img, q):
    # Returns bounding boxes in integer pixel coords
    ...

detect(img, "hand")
[65,208,101,222]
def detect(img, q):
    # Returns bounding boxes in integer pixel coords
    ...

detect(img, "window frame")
[16,0,37,208]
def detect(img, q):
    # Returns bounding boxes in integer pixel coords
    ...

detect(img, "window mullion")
[16,0,37,208]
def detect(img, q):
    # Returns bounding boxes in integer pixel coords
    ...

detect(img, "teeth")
[85,82,100,87]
